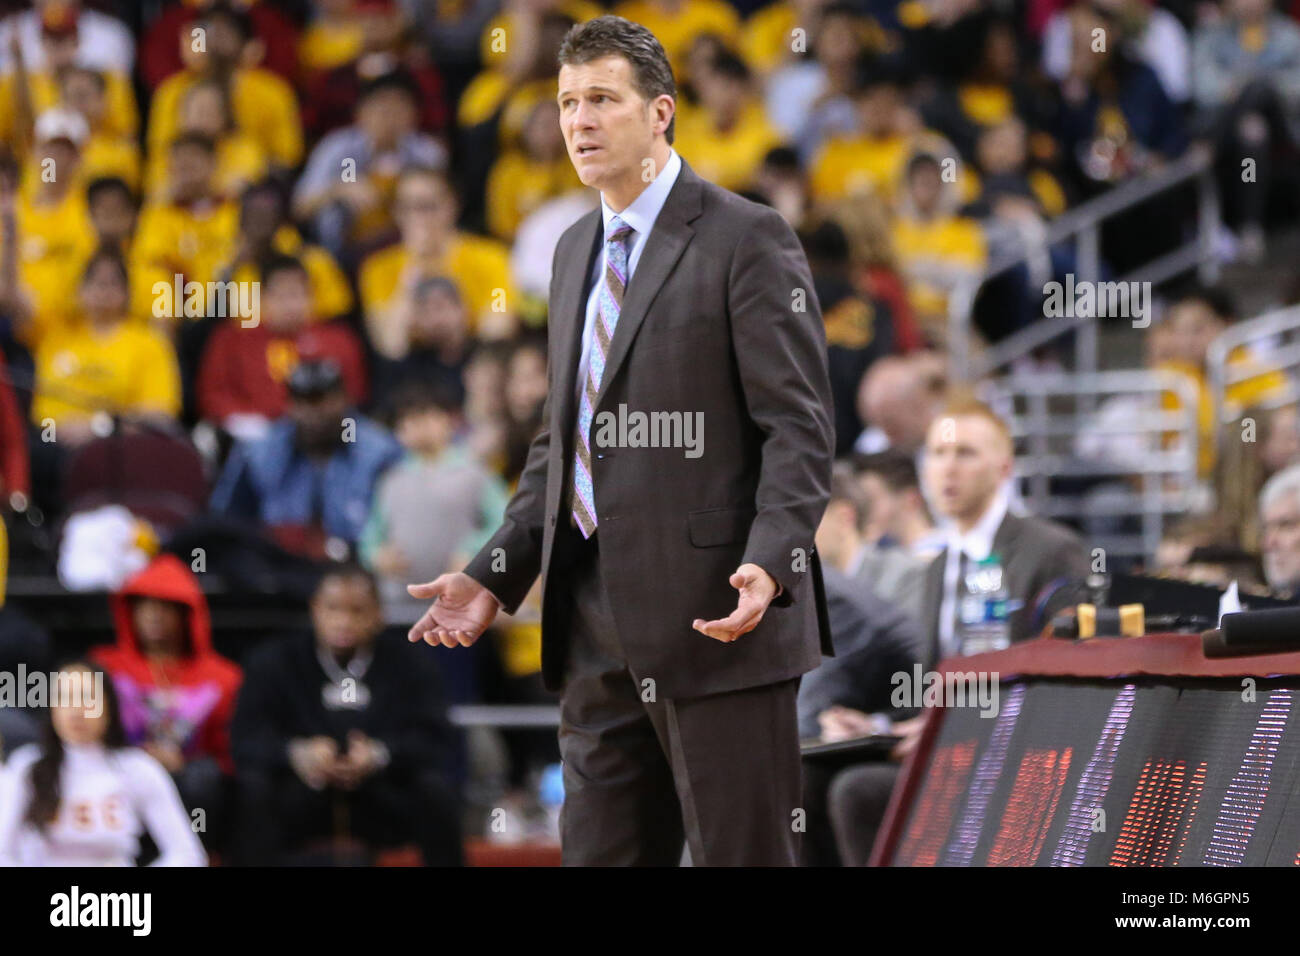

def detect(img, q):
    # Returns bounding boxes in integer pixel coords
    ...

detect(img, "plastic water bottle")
[959,554,1012,655]
[537,763,565,839]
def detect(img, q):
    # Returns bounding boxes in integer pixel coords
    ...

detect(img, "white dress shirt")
[574,148,683,406]
[936,480,1013,658]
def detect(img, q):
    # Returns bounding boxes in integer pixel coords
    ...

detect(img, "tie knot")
[607,217,634,246]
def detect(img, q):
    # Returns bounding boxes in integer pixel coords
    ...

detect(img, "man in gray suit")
[406,15,835,865]
[823,394,1088,864]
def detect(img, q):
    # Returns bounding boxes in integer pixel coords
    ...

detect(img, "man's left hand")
[693,563,778,643]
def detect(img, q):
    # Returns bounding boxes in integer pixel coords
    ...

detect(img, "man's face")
[311,577,383,655]
[1262,492,1300,590]
[263,270,312,331]
[922,414,1013,524]
[79,259,127,314]
[908,164,943,215]
[89,189,135,244]
[62,71,104,124]
[241,191,282,245]
[855,85,899,137]
[409,286,466,347]
[169,144,214,200]
[1164,300,1225,368]
[395,174,455,250]
[558,55,669,191]
[291,389,349,451]
[358,88,417,146]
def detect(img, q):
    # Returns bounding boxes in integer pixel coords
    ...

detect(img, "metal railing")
[982,370,1204,565]
[950,148,1220,383]
[1206,303,1300,442]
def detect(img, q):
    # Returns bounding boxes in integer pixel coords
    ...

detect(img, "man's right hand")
[406,572,501,647]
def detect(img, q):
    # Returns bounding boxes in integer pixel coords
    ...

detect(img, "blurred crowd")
[0,0,1299,865]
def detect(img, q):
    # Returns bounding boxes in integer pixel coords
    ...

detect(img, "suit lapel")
[590,159,704,417]
[551,211,603,443]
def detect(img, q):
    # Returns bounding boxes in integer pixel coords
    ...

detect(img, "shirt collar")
[600,148,682,241]
[945,480,1012,562]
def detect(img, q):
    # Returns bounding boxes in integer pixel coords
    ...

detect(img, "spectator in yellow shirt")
[360,166,517,355]
[2,109,96,347]
[891,152,988,344]
[486,99,584,241]
[144,77,268,205]
[809,61,948,207]
[59,66,141,192]
[675,48,783,193]
[86,176,138,256]
[130,133,241,325]
[1155,287,1291,478]
[148,3,303,171]
[32,249,181,446]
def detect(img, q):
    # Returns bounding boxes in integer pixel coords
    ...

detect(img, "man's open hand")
[406,572,500,647]
[693,563,778,643]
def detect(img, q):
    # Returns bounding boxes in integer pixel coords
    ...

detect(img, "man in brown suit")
[406,16,835,865]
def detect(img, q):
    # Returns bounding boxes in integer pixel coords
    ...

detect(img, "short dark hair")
[314,563,381,603]
[1172,283,1236,323]
[557,15,677,145]
[852,449,920,493]
[86,175,135,209]
[260,253,308,286]
[386,380,461,427]
[359,69,421,105]
[80,246,129,287]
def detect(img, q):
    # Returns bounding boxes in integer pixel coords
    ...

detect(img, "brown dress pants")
[553,523,803,866]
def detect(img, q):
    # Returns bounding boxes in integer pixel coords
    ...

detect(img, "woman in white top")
[0,662,207,867]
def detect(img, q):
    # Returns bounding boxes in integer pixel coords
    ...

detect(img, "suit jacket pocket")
[687,506,756,548]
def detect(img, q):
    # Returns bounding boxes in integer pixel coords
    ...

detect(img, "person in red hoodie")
[196,253,368,440]
[91,554,242,849]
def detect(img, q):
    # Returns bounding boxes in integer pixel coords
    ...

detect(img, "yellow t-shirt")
[810,132,919,205]
[228,226,353,322]
[80,135,143,192]
[891,213,988,319]
[359,234,515,340]
[3,188,96,346]
[298,19,364,74]
[675,99,782,192]
[144,132,268,204]
[33,319,180,425]
[130,199,241,322]
[149,68,303,168]
[486,151,584,241]
[1158,354,1289,477]
[612,0,741,72]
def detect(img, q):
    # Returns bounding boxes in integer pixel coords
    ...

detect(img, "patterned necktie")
[571,215,636,538]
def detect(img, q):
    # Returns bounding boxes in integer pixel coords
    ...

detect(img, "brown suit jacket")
[462,158,836,698]
[920,511,1091,669]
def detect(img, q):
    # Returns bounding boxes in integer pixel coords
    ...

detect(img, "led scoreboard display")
[873,634,1300,866]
